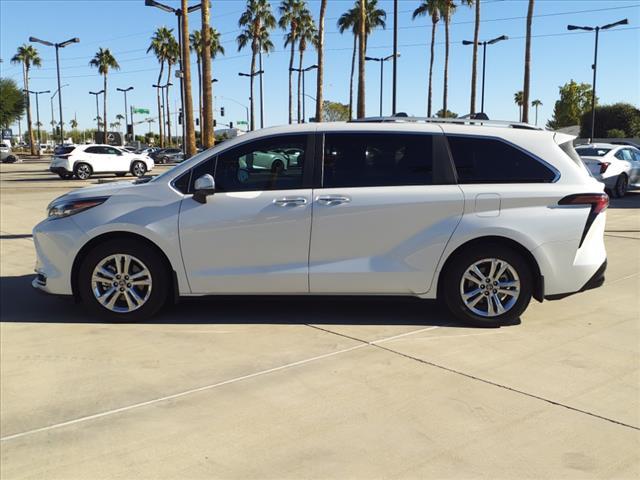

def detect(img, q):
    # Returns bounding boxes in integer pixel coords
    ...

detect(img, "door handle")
[273,197,308,206]
[316,195,351,206]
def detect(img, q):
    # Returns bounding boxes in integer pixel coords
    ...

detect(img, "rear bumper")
[545,259,607,301]
[50,166,72,175]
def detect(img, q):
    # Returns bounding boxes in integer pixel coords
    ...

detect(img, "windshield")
[576,147,611,157]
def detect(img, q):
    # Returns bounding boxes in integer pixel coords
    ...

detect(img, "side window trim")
[445,133,560,184]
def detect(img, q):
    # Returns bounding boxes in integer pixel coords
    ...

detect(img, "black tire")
[74,162,93,180]
[58,172,73,180]
[3,155,18,164]
[441,243,533,327]
[115,172,127,177]
[77,239,169,322]
[131,161,147,178]
[614,174,628,198]
[271,159,285,173]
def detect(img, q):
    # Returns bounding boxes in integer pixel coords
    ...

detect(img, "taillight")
[599,162,610,174]
[558,193,609,246]
[56,154,71,159]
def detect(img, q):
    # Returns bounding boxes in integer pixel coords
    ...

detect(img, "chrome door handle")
[316,195,351,206]
[273,197,308,206]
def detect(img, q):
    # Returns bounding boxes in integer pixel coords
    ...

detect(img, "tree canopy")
[0,78,25,129]
[579,103,640,138]
[547,80,595,130]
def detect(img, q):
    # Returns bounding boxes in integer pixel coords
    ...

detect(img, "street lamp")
[567,18,629,140]
[89,90,104,134]
[24,89,50,151]
[117,86,134,141]
[29,36,79,144]
[365,54,399,117]
[152,82,172,143]
[238,70,264,130]
[289,65,318,123]
[462,35,508,115]
[50,84,68,140]
[145,0,201,151]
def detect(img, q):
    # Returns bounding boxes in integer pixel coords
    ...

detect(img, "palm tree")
[441,0,457,118]
[514,90,524,121]
[237,0,276,131]
[200,0,214,148]
[147,27,174,147]
[315,0,328,123]
[522,0,535,123]
[70,119,78,129]
[412,0,441,117]
[531,99,542,125]
[191,28,225,136]
[116,114,125,132]
[89,48,120,140]
[469,0,480,114]
[180,0,197,156]
[279,0,310,124]
[338,0,386,119]
[296,14,317,123]
[165,34,179,146]
[11,44,41,155]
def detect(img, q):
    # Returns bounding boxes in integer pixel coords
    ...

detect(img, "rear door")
[629,148,640,185]
[309,130,464,294]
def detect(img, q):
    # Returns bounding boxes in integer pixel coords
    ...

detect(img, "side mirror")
[193,174,215,204]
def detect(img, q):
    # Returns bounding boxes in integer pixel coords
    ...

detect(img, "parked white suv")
[32,119,608,325]
[49,144,154,180]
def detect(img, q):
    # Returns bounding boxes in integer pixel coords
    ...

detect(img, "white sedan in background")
[576,143,640,197]
[49,144,154,180]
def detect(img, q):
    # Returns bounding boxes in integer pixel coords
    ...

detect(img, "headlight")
[47,197,109,219]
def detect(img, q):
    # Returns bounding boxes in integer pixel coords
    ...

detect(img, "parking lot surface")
[1,159,639,479]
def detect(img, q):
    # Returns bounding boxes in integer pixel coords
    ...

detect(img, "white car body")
[576,143,640,197]
[49,144,154,179]
[33,120,608,324]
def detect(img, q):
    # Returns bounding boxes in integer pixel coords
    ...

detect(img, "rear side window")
[323,133,434,188]
[447,136,556,183]
[54,146,75,155]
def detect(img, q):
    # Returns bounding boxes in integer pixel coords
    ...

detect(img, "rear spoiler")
[553,132,577,145]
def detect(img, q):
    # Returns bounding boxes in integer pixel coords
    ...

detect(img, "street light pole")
[462,35,508,114]
[567,19,628,140]
[365,54,398,116]
[218,96,249,129]
[392,0,398,115]
[29,36,80,144]
[25,90,50,151]
[290,65,318,123]
[117,87,134,141]
[238,71,264,130]
[89,90,104,135]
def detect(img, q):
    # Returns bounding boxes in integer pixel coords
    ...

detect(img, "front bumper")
[32,216,88,296]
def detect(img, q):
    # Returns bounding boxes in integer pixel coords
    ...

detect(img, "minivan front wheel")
[442,245,532,326]
[78,239,169,321]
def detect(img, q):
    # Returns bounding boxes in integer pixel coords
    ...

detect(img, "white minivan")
[33,119,608,325]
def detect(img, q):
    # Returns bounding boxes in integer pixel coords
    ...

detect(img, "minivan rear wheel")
[442,244,533,326]
[78,239,169,321]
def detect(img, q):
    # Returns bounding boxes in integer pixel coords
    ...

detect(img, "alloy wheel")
[91,254,152,313]
[459,258,520,317]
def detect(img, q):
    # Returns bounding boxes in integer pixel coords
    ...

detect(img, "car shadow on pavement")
[608,191,640,209]
[0,274,515,328]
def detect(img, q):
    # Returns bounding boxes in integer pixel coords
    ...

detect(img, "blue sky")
[1,0,639,133]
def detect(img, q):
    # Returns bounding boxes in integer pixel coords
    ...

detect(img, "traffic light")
[196,118,199,126]
[213,119,217,127]
[229,122,233,129]
[220,107,225,117]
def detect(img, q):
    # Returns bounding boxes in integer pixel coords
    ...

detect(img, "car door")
[179,133,314,294]
[629,148,640,185]
[309,130,464,295]
[82,146,105,171]
[103,146,128,172]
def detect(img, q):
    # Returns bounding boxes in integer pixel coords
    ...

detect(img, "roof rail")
[349,115,542,131]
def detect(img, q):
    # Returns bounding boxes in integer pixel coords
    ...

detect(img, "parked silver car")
[576,143,640,197]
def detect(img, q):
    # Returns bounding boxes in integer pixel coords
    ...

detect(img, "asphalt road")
[1,160,639,479]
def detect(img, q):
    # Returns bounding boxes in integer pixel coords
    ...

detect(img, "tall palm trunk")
[23,64,35,154]
[522,0,534,123]
[201,0,214,147]
[348,34,356,120]
[356,0,366,119]
[181,0,197,157]
[443,12,450,117]
[288,30,295,124]
[297,48,304,123]
[156,61,165,147]
[470,0,480,114]
[166,63,173,146]
[196,57,202,136]
[427,20,437,117]
[103,74,108,139]
[249,42,257,131]
[315,0,327,122]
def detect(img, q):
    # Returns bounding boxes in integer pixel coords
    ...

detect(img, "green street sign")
[133,108,150,114]
[236,121,248,125]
